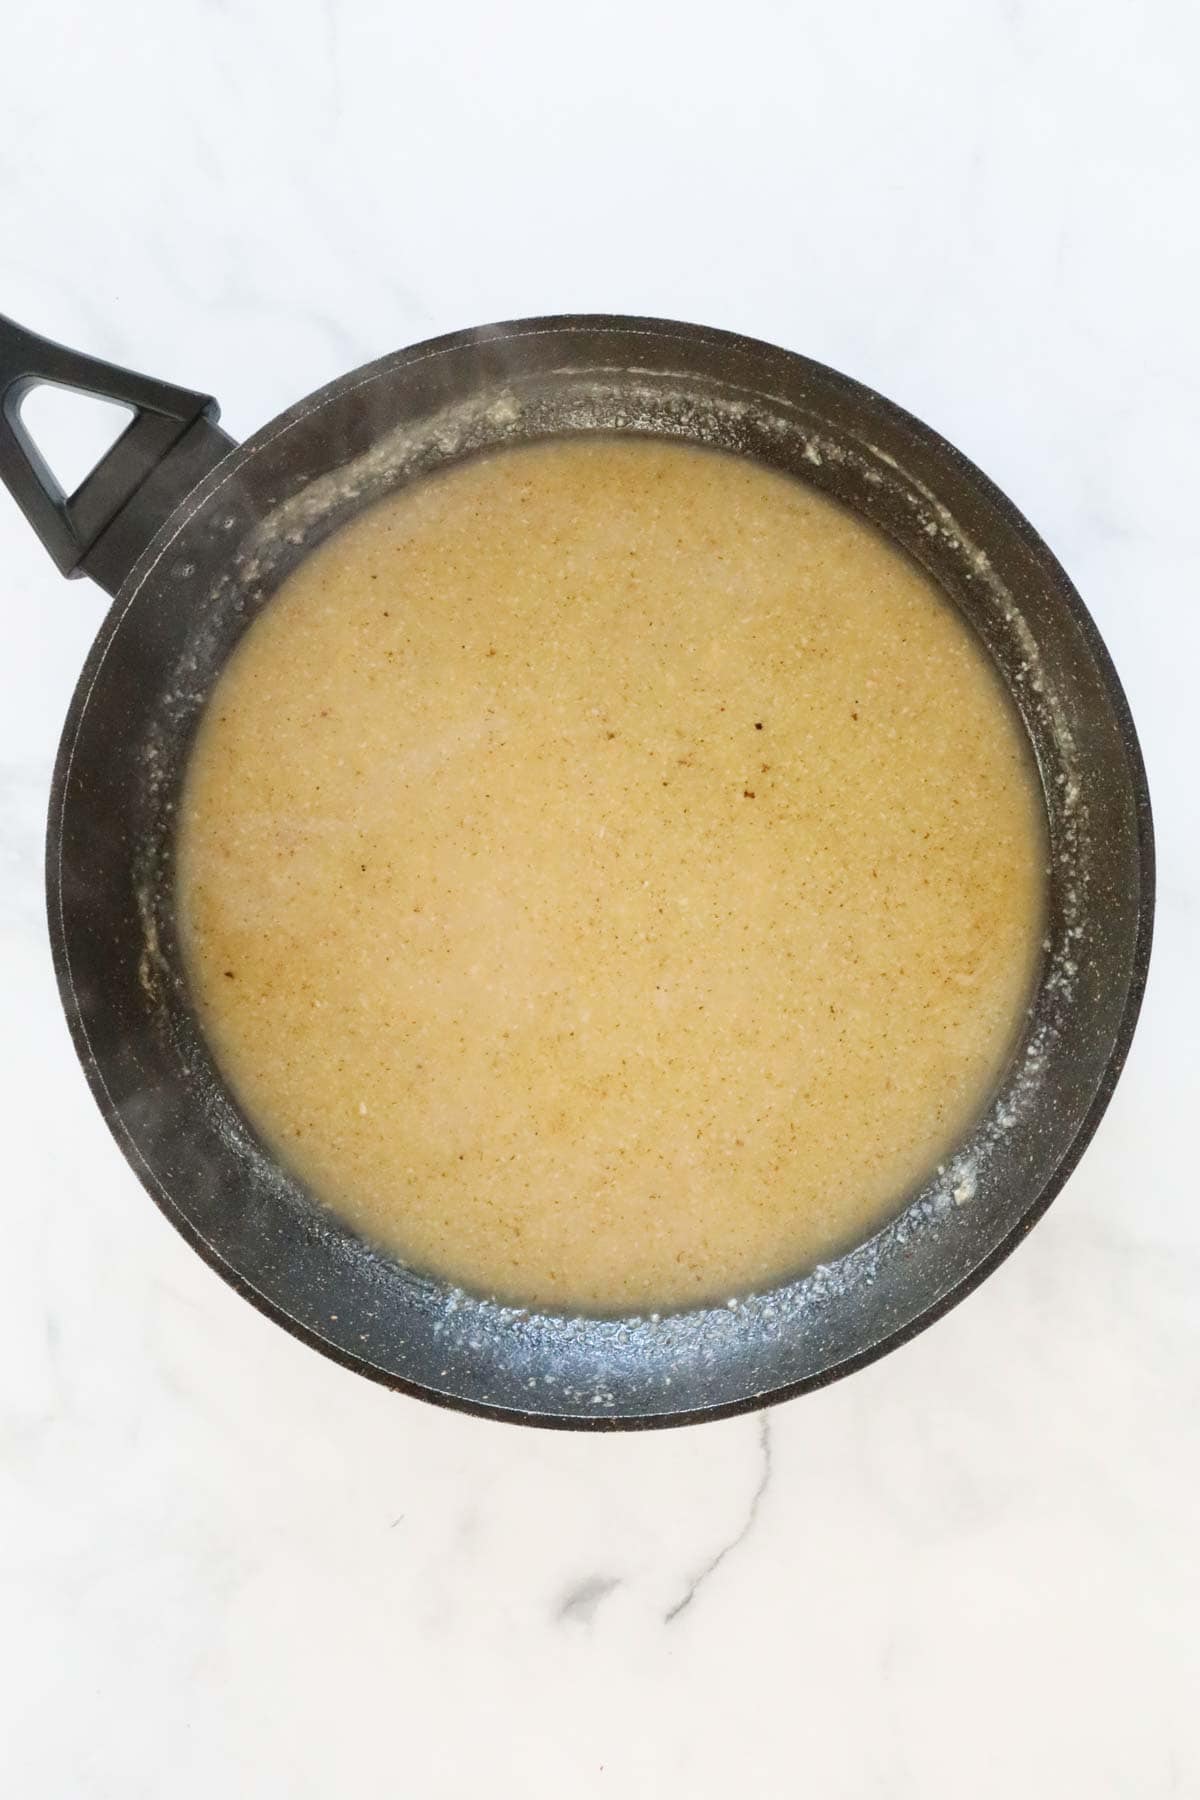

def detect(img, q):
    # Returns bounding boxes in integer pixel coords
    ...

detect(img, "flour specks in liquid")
[178,438,1045,1310]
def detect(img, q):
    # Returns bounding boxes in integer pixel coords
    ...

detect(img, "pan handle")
[0,313,238,596]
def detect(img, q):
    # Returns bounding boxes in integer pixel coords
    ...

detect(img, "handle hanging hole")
[16,384,135,500]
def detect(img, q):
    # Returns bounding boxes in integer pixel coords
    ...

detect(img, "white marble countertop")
[2,2,1197,1794]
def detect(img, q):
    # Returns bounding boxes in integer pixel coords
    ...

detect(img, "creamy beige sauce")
[177,438,1045,1311]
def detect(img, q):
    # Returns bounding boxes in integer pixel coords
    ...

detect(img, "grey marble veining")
[1,1,1197,1795]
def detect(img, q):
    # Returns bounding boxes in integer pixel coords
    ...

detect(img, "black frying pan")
[0,312,1153,1428]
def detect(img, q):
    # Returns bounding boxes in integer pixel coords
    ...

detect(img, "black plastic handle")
[0,314,238,596]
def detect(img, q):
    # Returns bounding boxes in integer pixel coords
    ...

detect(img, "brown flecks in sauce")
[177,438,1045,1311]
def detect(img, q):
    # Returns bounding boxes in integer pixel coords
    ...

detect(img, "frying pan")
[0,311,1153,1428]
